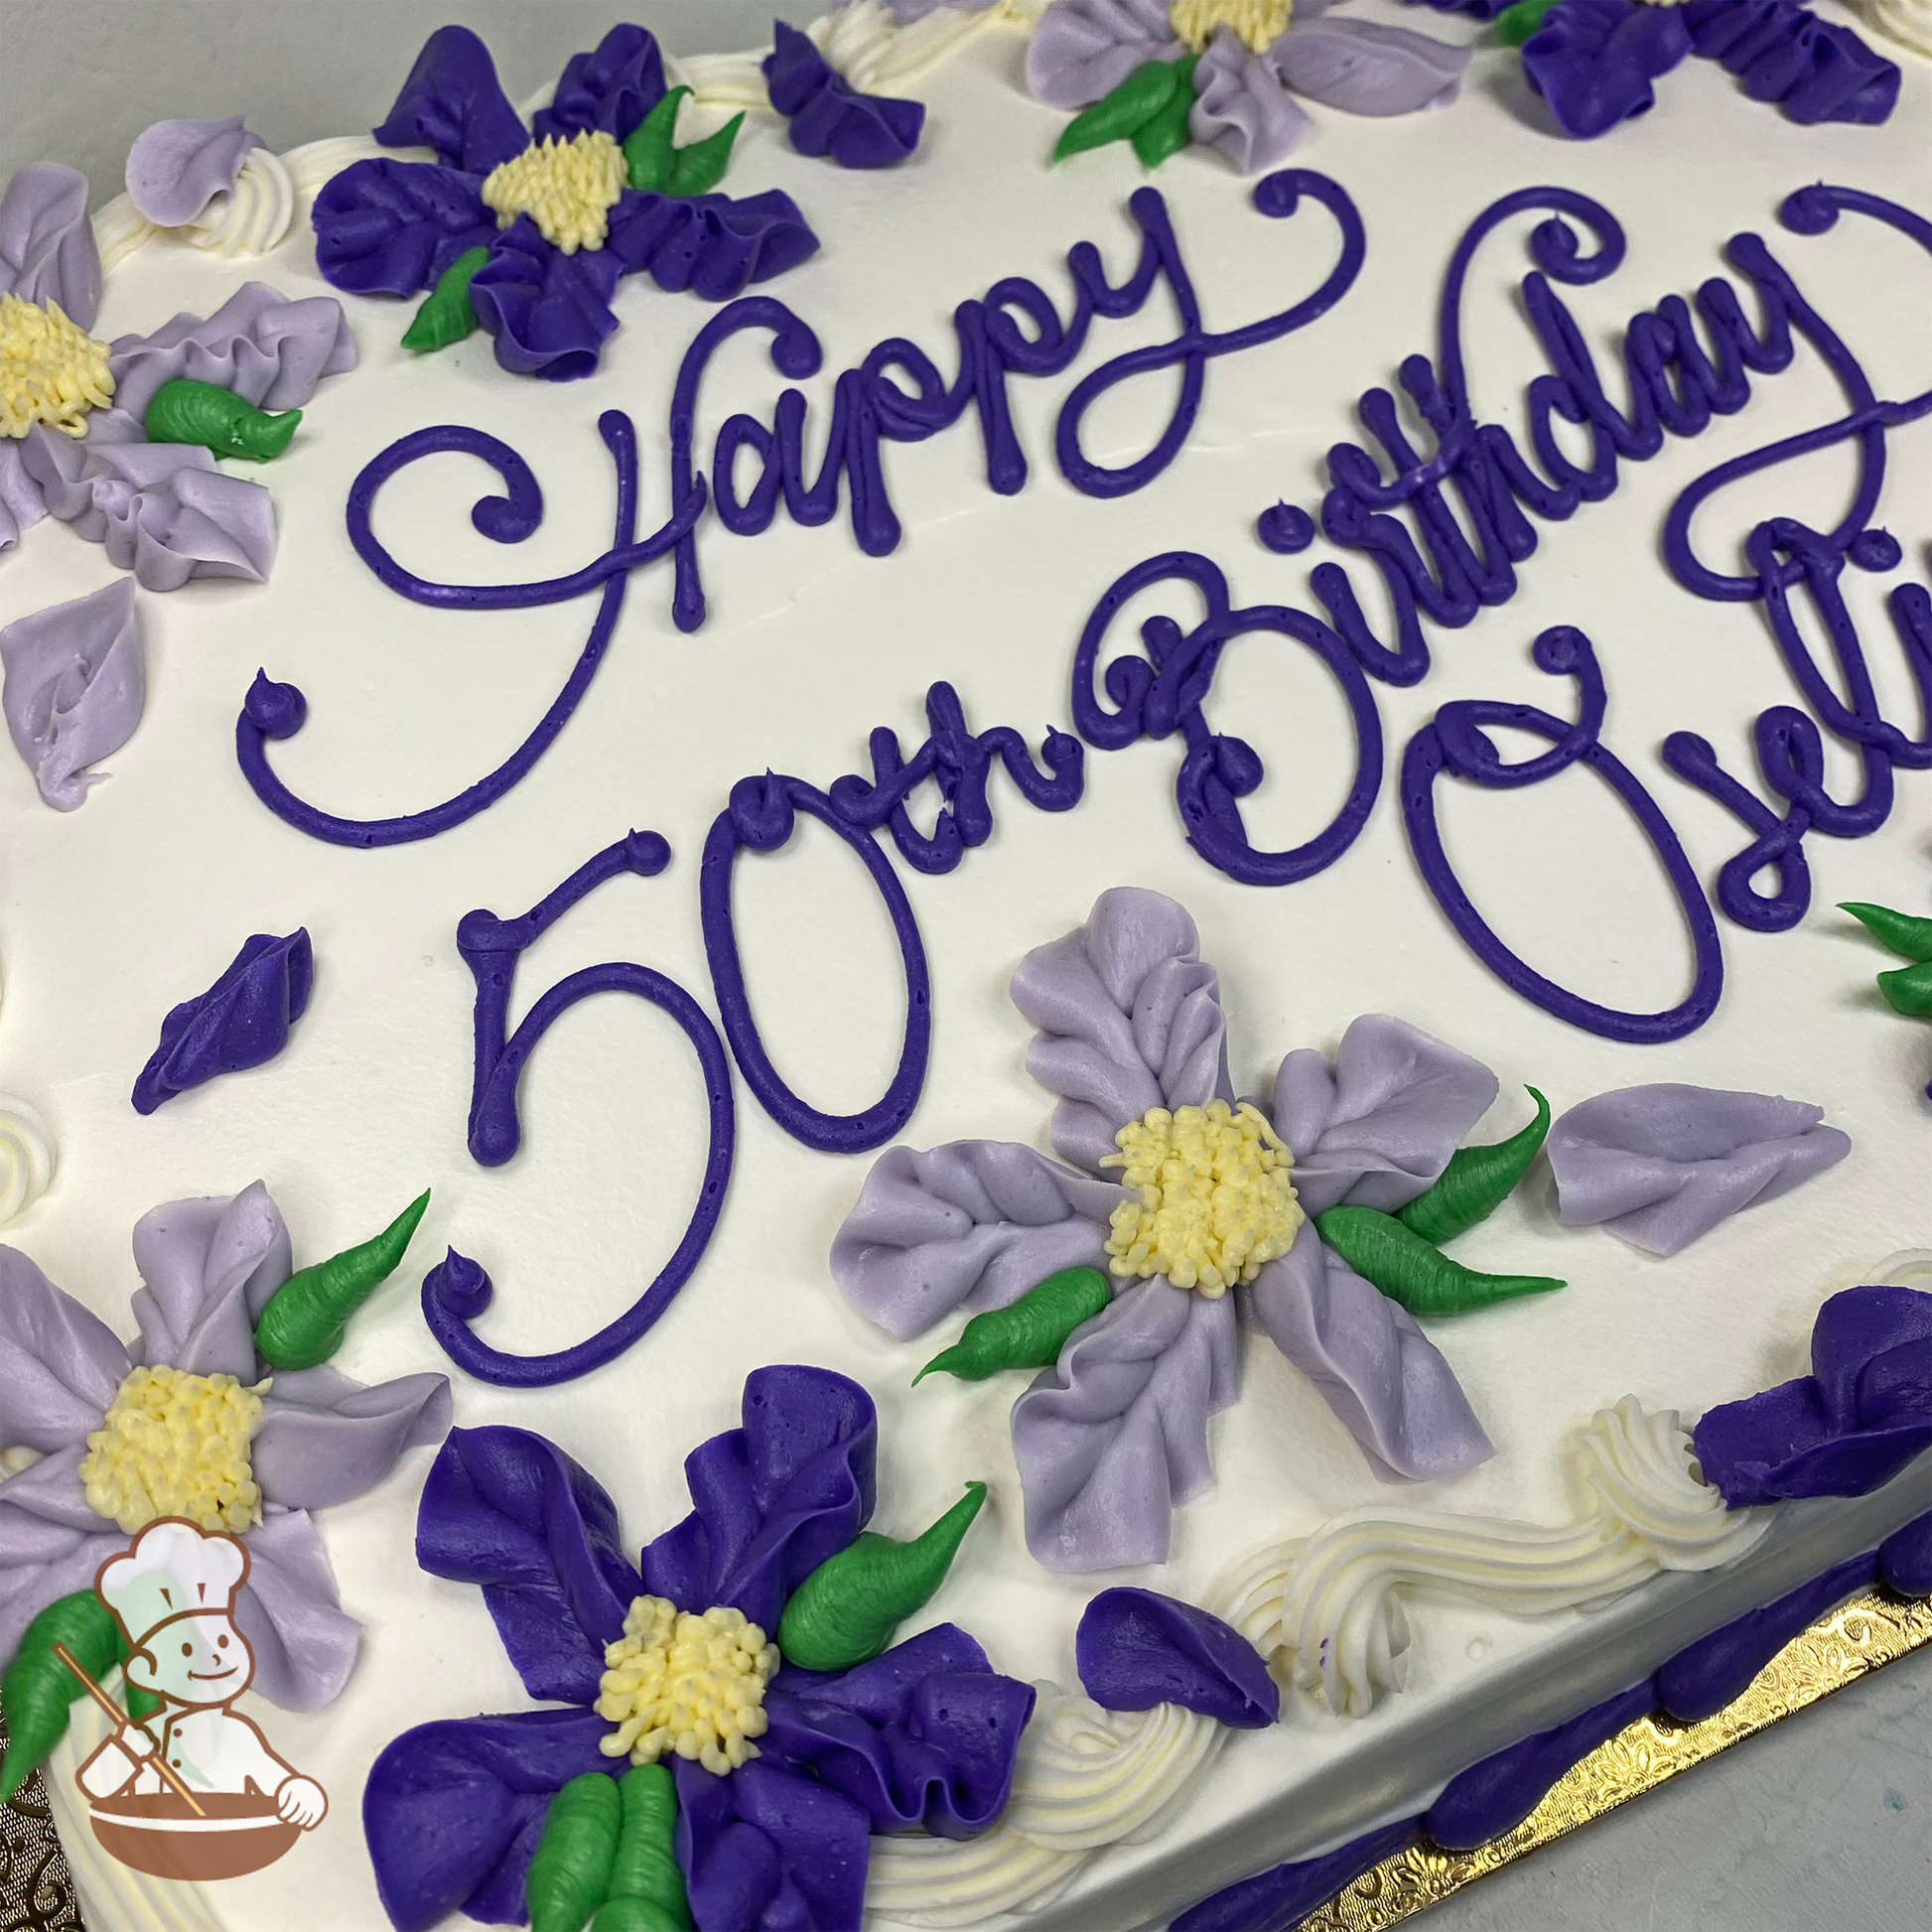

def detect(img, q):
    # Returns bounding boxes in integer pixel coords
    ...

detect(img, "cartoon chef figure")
[77,1518,328,1829]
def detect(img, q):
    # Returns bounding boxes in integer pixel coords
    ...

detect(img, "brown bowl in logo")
[88,1791,301,1880]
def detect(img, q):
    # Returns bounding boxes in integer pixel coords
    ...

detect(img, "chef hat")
[97,1520,248,1650]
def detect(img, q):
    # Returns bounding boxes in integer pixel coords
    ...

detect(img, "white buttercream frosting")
[1856,0,1932,58]
[1230,1398,1770,1717]
[0,1093,55,1224]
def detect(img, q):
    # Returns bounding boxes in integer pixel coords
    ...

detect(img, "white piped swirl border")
[0,1093,55,1224]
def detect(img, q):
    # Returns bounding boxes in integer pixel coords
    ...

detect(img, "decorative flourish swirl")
[0,1094,55,1224]
[1220,1397,1768,1718]
[865,1682,1228,1926]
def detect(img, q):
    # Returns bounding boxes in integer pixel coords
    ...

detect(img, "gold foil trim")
[1296,1587,1932,1930]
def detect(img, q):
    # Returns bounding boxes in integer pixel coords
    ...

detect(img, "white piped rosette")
[0,1093,55,1224]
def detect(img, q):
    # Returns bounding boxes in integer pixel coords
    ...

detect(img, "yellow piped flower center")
[77,1366,264,1535]
[1170,0,1295,53]
[0,293,115,439]
[480,130,627,255]
[596,1595,780,1778]
[1101,1098,1303,1296]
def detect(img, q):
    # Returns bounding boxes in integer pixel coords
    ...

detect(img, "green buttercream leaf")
[1876,957,1932,1017]
[401,245,492,354]
[1841,901,1932,963]
[0,1591,125,1804]
[253,1188,431,1369]
[914,1266,1112,1385]
[667,112,744,199]
[623,86,688,193]
[1314,1206,1564,1316]
[592,1765,692,1932]
[776,1481,988,1673]
[527,1772,621,1932]
[1397,1087,1552,1246]
[143,378,300,462]
[1053,60,1183,164]
[1130,54,1197,168]
[1495,0,1562,46]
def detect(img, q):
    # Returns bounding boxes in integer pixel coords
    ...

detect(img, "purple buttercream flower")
[1516,0,1899,139]
[831,888,1497,1575]
[364,1366,1034,1932]
[0,162,355,587]
[312,23,820,381]
[1028,0,1471,175]
[0,1182,451,1710]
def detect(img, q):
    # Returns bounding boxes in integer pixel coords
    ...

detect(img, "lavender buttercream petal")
[365,1709,613,1932]
[1273,1014,1499,1215]
[1546,1083,1852,1257]
[108,282,356,420]
[1027,0,1182,107]
[1012,888,1229,1176]
[311,157,496,299]
[0,580,143,812]
[0,1256,127,1453]
[128,1181,291,1380]
[230,1509,359,1711]
[252,1368,452,1512]
[889,0,1003,19]
[532,22,668,143]
[372,23,529,175]
[0,162,100,326]
[0,439,49,550]
[123,117,262,227]
[0,1449,122,1674]
[1011,1278,1239,1572]
[830,1140,1120,1341]
[1246,1224,1494,1481]
[1190,28,1312,173]
[415,1425,640,1706]
[1270,16,1471,115]
[18,429,277,591]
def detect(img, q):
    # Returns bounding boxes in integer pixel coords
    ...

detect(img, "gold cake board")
[1294,1587,1932,1929]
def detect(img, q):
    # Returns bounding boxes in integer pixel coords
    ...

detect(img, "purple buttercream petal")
[532,22,668,143]
[230,1508,360,1710]
[638,1366,877,1634]
[830,1140,1119,1341]
[311,157,495,299]
[128,1181,291,1379]
[372,24,530,175]
[1246,1223,1495,1481]
[469,218,623,381]
[123,116,261,227]
[108,281,356,420]
[0,578,145,812]
[1076,1587,1277,1725]
[1011,1277,1238,1572]
[0,1250,128,1451]
[606,188,821,302]
[130,932,315,1117]
[1546,1084,1851,1258]
[0,1448,123,1675]
[1027,0,1182,108]
[1693,1286,1932,1506]
[1685,0,1900,125]
[1521,0,1694,139]
[675,1754,872,1932]
[1273,1014,1499,1216]
[18,429,277,591]
[764,1624,1035,1836]
[1012,888,1230,1177]
[0,441,48,551]
[0,161,100,327]
[252,1367,451,1512]
[415,1425,640,1707]
[1190,28,1312,174]
[765,23,927,169]
[364,1709,612,1932]
[1270,16,1471,115]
